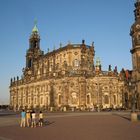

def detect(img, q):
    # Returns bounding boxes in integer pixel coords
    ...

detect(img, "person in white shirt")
[31,110,36,128]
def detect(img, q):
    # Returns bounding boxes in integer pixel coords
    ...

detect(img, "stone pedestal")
[131,112,137,122]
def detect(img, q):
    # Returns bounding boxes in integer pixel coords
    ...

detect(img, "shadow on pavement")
[44,120,55,126]
[112,113,131,121]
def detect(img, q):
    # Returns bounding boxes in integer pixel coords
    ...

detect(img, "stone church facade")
[12,1,140,111]
[9,23,126,111]
[11,1,140,112]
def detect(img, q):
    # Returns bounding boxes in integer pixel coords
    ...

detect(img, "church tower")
[130,0,140,109]
[24,21,43,77]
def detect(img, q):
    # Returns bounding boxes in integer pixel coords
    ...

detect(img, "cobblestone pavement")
[0,112,140,140]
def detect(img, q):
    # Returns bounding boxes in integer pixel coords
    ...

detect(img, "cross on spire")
[34,19,37,25]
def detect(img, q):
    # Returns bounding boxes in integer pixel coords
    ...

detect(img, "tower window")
[28,59,32,68]
[32,41,38,48]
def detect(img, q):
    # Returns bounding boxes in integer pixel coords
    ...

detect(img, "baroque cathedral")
[9,1,140,111]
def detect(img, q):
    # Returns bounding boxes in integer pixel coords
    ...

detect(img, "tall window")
[64,61,67,68]
[87,95,90,104]
[73,59,79,67]
[46,97,48,105]
[56,63,59,70]
[28,59,32,68]
[58,95,62,104]
[49,65,52,72]
[23,98,25,105]
[28,98,31,104]
[104,95,109,104]
[34,97,37,104]
[71,92,77,104]
[113,95,116,104]
[40,97,43,104]
[45,85,48,91]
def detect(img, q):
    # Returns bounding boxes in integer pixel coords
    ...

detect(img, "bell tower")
[24,21,43,78]
[130,0,140,73]
[130,0,140,109]
[26,21,43,68]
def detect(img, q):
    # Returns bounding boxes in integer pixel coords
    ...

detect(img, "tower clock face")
[27,70,31,75]
[136,24,140,29]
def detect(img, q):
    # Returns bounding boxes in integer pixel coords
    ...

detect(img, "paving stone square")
[0,112,140,140]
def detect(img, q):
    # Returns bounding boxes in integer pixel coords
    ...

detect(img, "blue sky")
[0,0,134,104]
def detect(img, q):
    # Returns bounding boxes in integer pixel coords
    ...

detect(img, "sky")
[0,0,135,104]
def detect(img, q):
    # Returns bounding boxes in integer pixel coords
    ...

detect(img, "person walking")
[20,109,26,127]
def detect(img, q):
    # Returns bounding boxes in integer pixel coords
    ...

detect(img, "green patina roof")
[32,20,39,33]
[96,57,101,66]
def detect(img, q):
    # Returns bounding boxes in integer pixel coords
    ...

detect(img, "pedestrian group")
[20,110,44,128]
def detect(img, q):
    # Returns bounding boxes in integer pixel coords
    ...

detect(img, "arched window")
[63,61,67,68]
[45,85,48,92]
[104,95,109,104]
[23,98,25,105]
[87,95,90,104]
[49,65,52,72]
[46,96,48,105]
[58,95,62,105]
[113,95,116,104]
[71,92,78,104]
[34,97,37,104]
[28,59,32,68]
[73,59,79,67]
[28,98,31,104]
[56,63,59,70]
[137,33,140,40]
[40,97,43,104]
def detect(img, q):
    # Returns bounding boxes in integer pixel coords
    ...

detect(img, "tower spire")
[32,19,39,33]
[29,20,40,49]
